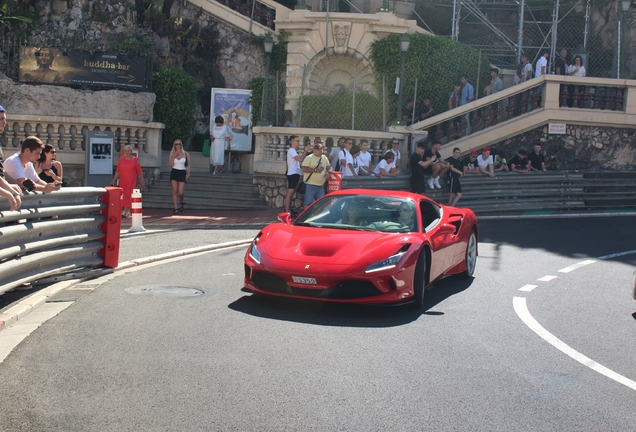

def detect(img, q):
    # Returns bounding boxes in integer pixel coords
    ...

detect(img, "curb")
[0,239,253,334]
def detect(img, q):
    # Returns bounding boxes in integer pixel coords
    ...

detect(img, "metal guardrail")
[0,187,122,295]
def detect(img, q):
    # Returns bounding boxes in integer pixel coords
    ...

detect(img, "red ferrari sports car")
[243,189,478,308]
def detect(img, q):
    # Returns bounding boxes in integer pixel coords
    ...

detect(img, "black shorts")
[287,174,301,189]
[449,176,462,194]
[170,169,187,182]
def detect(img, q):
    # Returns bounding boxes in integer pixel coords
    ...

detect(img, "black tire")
[461,229,477,278]
[411,250,427,308]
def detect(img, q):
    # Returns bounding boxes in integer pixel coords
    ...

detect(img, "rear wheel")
[411,250,427,308]
[461,229,477,278]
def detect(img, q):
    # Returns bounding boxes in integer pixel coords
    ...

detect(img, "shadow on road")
[228,276,474,327]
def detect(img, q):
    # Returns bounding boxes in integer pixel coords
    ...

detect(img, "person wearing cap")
[422,141,449,189]
[301,140,332,207]
[384,139,401,169]
[477,147,495,178]
[0,106,23,210]
[462,150,480,175]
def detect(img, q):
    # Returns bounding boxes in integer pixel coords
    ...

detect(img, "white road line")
[557,260,596,273]
[518,284,537,292]
[537,275,557,282]
[598,249,636,260]
[513,297,636,392]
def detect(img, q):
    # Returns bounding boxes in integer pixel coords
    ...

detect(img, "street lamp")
[619,0,631,79]
[392,33,410,126]
[258,35,274,126]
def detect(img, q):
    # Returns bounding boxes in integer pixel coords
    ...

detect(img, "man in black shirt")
[446,147,464,206]
[461,150,480,175]
[527,143,546,173]
[509,149,531,173]
[410,141,428,193]
[554,48,568,75]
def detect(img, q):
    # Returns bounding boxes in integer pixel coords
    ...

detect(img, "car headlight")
[249,235,262,264]
[365,251,408,273]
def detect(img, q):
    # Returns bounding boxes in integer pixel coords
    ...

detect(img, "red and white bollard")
[328,171,343,193]
[129,188,146,233]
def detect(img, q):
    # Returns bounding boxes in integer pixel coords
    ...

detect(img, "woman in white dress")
[210,115,232,175]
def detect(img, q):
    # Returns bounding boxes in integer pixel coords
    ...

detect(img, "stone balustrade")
[251,127,409,208]
[0,114,164,186]
[1,114,164,166]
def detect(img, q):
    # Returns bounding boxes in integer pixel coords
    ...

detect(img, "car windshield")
[295,195,417,233]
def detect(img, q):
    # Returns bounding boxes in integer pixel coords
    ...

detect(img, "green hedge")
[300,92,383,131]
[152,67,197,150]
[370,33,491,120]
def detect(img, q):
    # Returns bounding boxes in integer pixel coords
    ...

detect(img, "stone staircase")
[142,172,269,210]
[341,171,636,215]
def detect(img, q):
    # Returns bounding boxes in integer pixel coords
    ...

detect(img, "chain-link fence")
[264,70,496,134]
[460,1,619,79]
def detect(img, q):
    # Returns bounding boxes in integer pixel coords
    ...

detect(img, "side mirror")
[277,212,292,225]
[437,223,457,235]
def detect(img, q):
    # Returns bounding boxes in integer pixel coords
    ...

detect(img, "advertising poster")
[88,131,114,175]
[19,47,148,90]
[210,88,252,152]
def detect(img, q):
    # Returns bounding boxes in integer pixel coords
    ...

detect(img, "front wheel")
[461,230,477,278]
[410,250,427,308]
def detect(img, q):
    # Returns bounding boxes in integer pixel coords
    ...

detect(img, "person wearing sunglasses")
[169,139,190,214]
[35,144,63,184]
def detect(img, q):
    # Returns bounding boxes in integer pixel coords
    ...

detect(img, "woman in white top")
[566,55,586,108]
[210,115,232,175]
[169,139,190,214]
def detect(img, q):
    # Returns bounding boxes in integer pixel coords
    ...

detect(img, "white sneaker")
[434,178,442,189]
[427,178,435,190]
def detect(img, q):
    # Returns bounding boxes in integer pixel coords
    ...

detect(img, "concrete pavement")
[120,207,281,229]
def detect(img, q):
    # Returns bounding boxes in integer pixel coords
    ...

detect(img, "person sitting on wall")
[462,150,480,175]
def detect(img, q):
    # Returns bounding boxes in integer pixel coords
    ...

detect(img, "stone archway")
[305,49,377,97]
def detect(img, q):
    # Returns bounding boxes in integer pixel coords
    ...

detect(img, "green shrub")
[152,67,197,150]
[300,92,383,131]
[370,33,491,120]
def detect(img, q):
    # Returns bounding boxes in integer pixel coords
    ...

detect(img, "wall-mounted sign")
[210,88,253,152]
[19,47,148,91]
[548,123,567,134]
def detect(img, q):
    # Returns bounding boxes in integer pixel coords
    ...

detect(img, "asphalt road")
[0,218,635,431]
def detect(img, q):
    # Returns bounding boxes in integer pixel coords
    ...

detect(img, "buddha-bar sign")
[19,47,148,91]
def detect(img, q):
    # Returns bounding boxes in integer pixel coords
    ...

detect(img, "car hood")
[260,224,414,266]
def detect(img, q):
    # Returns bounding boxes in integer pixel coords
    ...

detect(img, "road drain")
[125,285,212,299]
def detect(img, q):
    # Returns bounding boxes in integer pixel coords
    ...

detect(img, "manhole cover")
[125,285,212,299]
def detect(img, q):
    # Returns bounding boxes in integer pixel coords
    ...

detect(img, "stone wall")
[0,74,155,121]
[489,125,636,171]
[20,0,265,136]
[254,174,304,209]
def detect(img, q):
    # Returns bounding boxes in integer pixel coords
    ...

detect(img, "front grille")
[251,272,382,299]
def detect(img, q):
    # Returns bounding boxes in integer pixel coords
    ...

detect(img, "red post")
[100,187,122,268]
[328,171,343,193]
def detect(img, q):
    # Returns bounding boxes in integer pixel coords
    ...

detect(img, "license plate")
[292,276,317,284]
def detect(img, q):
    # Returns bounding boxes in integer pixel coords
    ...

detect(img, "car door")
[420,200,457,280]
